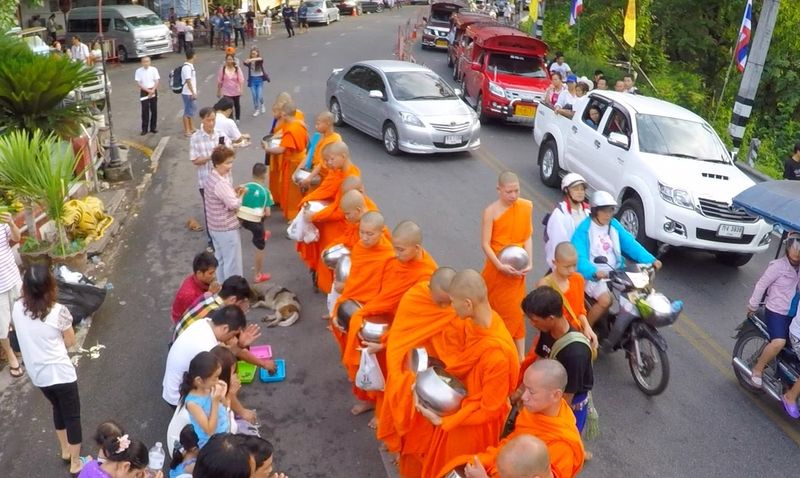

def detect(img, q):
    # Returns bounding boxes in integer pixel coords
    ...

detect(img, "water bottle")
[148,441,165,471]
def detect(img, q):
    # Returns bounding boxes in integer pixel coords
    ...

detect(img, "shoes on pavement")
[253,110,260,117]
[140,131,147,136]
[255,273,271,283]
[150,129,158,134]
[782,395,800,419]
[261,104,266,113]
[264,230,272,241]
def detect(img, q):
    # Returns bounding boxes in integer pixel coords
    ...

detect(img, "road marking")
[174,110,183,120]
[204,73,214,83]
[301,66,308,72]
[293,86,301,93]
[311,52,318,57]
[325,41,332,45]
[472,145,800,447]
[340,32,346,36]
[120,140,154,158]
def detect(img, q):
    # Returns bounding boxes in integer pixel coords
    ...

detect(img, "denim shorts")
[182,94,196,117]
[765,308,791,341]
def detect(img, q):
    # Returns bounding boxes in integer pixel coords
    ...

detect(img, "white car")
[303,0,341,24]
[533,91,772,266]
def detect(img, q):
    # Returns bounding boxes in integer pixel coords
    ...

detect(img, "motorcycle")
[590,256,683,396]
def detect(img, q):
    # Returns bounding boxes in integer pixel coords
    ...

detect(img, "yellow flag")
[623,0,636,47]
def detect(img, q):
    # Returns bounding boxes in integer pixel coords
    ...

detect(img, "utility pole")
[534,0,545,39]
[728,0,780,157]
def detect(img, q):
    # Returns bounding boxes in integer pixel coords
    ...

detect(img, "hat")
[214,97,234,111]
[566,74,578,83]
[225,46,236,56]
[577,76,594,90]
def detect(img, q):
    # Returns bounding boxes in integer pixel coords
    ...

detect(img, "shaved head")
[449,269,488,302]
[554,242,577,261]
[430,267,456,306]
[274,91,292,107]
[496,435,552,478]
[527,359,568,391]
[359,211,385,248]
[392,221,422,245]
[280,101,297,116]
[341,175,364,193]
[324,141,349,157]
[521,359,567,415]
[499,170,520,186]
[360,211,384,230]
[316,111,334,123]
[341,190,366,224]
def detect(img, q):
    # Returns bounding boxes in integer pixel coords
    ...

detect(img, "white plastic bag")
[355,349,385,391]
[286,212,320,243]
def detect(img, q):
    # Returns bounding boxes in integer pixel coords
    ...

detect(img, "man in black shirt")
[521,285,594,432]
[281,3,295,38]
[784,142,800,181]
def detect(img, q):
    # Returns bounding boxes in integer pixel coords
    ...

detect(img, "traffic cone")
[354,5,358,16]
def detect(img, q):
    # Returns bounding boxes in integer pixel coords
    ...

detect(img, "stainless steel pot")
[336,299,362,331]
[498,245,529,271]
[334,255,351,283]
[360,315,391,343]
[414,366,467,416]
[442,465,467,478]
[321,243,350,270]
[292,168,322,187]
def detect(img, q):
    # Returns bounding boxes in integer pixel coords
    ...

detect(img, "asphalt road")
[1,7,798,477]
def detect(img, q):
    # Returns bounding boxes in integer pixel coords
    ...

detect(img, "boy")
[171,251,220,324]
[240,163,274,283]
[297,3,309,34]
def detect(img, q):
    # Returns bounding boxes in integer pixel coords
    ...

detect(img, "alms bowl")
[414,366,467,416]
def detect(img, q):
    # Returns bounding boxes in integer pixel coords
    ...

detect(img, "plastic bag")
[57,278,107,326]
[286,212,319,244]
[355,349,385,391]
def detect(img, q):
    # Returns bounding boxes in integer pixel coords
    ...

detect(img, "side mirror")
[471,62,482,71]
[607,132,630,149]
[453,87,462,96]
[368,90,384,100]
[593,256,609,265]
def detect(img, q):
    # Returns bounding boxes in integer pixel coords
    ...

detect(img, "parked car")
[303,0,341,24]
[446,11,496,69]
[422,0,467,50]
[532,90,773,266]
[326,60,480,155]
[337,0,385,15]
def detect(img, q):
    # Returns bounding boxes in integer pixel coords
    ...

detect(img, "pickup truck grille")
[430,121,471,133]
[505,88,543,104]
[698,198,758,223]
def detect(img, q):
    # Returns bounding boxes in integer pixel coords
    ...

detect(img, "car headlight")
[424,28,435,36]
[399,112,424,127]
[658,182,694,210]
[488,81,505,98]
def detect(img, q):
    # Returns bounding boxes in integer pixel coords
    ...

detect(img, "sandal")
[9,365,24,378]
[751,374,763,388]
[782,395,800,419]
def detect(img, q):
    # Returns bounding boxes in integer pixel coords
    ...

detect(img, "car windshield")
[636,114,730,162]
[386,71,458,101]
[430,11,452,22]
[486,53,546,78]
[125,14,162,27]
[304,1,323,6]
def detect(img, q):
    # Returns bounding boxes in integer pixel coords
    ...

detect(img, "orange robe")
[541,272,586,331]
[439,401,584,478]
[278,119,309,222]
[481,198,533,340]
[420,312,521,478]
[311,131,342,180]
[268,110,304,207]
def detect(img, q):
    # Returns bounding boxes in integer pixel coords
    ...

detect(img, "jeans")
[209,228,243,283]
[40,381,82,444]
[249,77,264,110]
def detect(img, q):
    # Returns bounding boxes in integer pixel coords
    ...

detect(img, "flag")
[734,0,753,73]
[623,0,636,47]
[569,0,583,26]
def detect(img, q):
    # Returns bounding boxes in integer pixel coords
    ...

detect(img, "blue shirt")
[184,393,230,447]
[298,5,308,18]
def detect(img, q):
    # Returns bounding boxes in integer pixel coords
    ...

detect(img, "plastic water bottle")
[148,442,165,471]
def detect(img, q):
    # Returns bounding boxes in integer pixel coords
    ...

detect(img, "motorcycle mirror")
[593,256,608,264]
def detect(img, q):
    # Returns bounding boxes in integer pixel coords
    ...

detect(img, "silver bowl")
[336,299,362,331]
[360,315,391,343]
[292,168,321,187]
[407,348,445,374]
[322,243,350,270]
[334,255,351,283]
[498,245,529,271]
[414,366,467,416]
[305,200,330,215]
[443,465,467,478]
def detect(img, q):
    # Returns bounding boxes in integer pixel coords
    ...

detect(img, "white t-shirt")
[162,318,219,406]
[181,62,197,96]
[70,42,90,63]
[134,66,160,90]
[12,301,76,387]
[550,62,571,78]
[555,91,578,109]
[215,112,242,141]
[588,220,617,268]
[185,25,194,42]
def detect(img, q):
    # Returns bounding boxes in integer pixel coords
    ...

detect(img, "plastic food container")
[250,345,272,360]
[237,360,258,384]
[259,359,286,383]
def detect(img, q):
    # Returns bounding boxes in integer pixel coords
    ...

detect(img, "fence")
[394,12,426,63]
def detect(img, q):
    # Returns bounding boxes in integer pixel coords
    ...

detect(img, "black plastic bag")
[57,279,107,326]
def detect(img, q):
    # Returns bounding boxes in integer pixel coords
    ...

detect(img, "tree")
[0,0,43,32]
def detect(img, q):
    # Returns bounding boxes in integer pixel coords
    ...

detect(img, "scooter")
[590,256,683,396]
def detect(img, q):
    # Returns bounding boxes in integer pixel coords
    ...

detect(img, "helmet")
[561,173,588,193]
[589,191,618,209]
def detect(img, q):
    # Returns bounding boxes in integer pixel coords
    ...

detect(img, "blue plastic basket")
[259,359,286,383]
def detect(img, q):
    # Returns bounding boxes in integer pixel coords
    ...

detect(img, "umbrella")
[732,180,800,232]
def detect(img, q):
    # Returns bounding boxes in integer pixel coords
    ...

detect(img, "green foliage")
[0,0,44,33]
[19,236,49,254]
[0,35,96,138]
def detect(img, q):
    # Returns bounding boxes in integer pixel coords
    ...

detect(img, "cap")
[577,76,594,90]
[566,74,577,83]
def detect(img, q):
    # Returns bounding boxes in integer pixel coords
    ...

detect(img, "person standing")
[0,211,22,379]
[297,3,309,34]
[12,263,86,475]
[209,10,222,49]
[784,143,800,180]
[176,18,187,53]
[134,56,159,135]
[282,3,295,38]
[217,53,245,123]
[549,52,571,79]
[69,35,90,65]
[46,13,58,43]
[181,52,198,137]
[243,47,267,117]
[233,10,246,47]
[245,6,256,38]
[204,146,245,283]
[191,107,230,250]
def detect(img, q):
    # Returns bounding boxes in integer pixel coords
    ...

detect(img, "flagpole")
[713,51,737,123]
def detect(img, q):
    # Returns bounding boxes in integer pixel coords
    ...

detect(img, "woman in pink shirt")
[217,53,245,121]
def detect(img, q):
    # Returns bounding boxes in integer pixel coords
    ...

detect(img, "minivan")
[67,5,171,62]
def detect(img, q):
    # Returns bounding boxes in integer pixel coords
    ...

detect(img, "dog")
[250,282,301,327]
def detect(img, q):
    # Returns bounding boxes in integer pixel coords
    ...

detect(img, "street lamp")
[97,0,122,166]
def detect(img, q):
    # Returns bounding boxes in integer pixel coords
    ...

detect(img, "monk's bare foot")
[368,416,378,429]
[584,451,593,461]
[350,401,375,416]
[321,314,331,320]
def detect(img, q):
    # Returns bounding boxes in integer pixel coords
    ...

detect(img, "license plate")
[444,135,462,145]
[515,104,536,117]
[435,39,448,47]
[717,224,744,238]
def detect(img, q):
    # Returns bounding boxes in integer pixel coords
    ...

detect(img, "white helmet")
[561,173,588,193]
[590,190,618,209]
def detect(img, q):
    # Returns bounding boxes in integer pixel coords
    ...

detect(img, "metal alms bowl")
[334,255,351,283]
[443,465,467,478]
[360,315,391,343]
[336,299,362,331]
[322,243,350,270]
[414,366,467,416]
[406,348,446,374]
[306,200,331,215]
[498,245,529,271]
[292,168,321,186]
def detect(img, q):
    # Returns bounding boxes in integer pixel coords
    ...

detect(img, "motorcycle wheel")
[628,334,670,395]
[731,326,768,394]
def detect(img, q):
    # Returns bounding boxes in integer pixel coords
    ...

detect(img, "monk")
[438,359,584,478]
[264,101,308,222]
[265,92,304,207]
[481,171,533,360]
[417,269,520,478]
[296,111,341,189]
[462,435,557,478]
[377,268,467,478]
[342,221,438,427]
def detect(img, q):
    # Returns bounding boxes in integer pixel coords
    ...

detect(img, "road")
[0,7,798,477]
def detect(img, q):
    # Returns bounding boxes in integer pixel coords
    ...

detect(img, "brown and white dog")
[249,283,301,327]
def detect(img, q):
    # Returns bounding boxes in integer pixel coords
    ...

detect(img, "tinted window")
[68,17,110,32]
[386,71,457,101]
[362,69,385,95]
[125,14,162,28]
[603,109,630,137]
[114,18,129,32]
[486,53,546,78]
[343,66,371,90]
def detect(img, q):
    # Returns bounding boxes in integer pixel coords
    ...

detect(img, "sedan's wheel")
[618,198,657,252]
[376,4,384,12]
[117,46,128,62]
[383,123,400,155]
[329,98,345,126]
[538,140,560,187]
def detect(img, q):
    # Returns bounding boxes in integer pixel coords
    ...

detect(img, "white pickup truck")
[532,90,773,266]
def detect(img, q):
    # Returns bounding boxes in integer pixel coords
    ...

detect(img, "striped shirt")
[204,169,241,231]
[172,293,224,341]
[190,128,230,189]
[0,224,21,294]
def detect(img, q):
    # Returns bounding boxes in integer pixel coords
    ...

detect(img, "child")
[92,420,125,463]
[239,163,274,284]
[77,435,150,478]
[171,251,220,324]
[169,425,199,478]
[179,351,230,447]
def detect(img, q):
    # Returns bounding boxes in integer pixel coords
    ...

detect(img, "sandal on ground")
[9,365,24,378]
[782,395,800,419]
[255,273,271,283]
[751,374,763,388]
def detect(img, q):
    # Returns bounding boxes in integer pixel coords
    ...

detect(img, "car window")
[582,98,609,130]
[327,1,335,8]
[114,18,129,32]
[636,114,730,161]
[486,53,547,78]
[386,71,457,101]
[125,14,162,28]
[343,66,371,90]
[603,108,631,138]
[363,68,386,95]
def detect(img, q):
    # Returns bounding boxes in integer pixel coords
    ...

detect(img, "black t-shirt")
[784,157,800,181]
[534,330,594,395]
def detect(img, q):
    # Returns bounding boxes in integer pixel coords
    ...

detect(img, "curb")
[135,136,170,200]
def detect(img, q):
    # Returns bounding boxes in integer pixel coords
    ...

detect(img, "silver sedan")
[325,60,481,155]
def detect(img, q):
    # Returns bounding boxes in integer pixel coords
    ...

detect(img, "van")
[67,5,171,62]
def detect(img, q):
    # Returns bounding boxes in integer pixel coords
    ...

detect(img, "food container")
[250,345,272,360]
[336,299,362,331]
[443,465,467,478]
[407,347,429,374]
[414,366,467,416]
[237,182,270,222]
[261,134,281,149]
[291,168,321,187]
[334,255,351,283]
[498,245,529,271]
[305,200,331,215]
[322,243,350,270]
[237,360,258,384]
[258,359,286,383]
[360,315,391,343]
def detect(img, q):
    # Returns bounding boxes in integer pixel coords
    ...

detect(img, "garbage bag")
[57,278,107,326]
[355,349,385,392]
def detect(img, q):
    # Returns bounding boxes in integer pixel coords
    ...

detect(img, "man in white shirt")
[134,56,160,135]
[549,52,571,79]
[554,74,578,115]
[213,97,250,145]
[181,51,198,137]
[69,36,90,65]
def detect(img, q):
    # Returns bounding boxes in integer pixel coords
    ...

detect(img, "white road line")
[301,66,308,72]
[293,86,301,93]
[339,32,346,36]
[204,73,214,83]
[311,52,318,57]
[325,41,331,45]
[174,110,183,120]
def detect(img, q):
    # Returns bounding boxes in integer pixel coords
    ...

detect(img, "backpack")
[170,63,191,94]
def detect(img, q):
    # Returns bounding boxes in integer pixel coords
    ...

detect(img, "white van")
[67,5,171,62]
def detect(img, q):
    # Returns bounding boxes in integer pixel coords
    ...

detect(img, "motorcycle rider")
[747,232,800,393]
[572,191,662,327]
[544,173,590,270]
